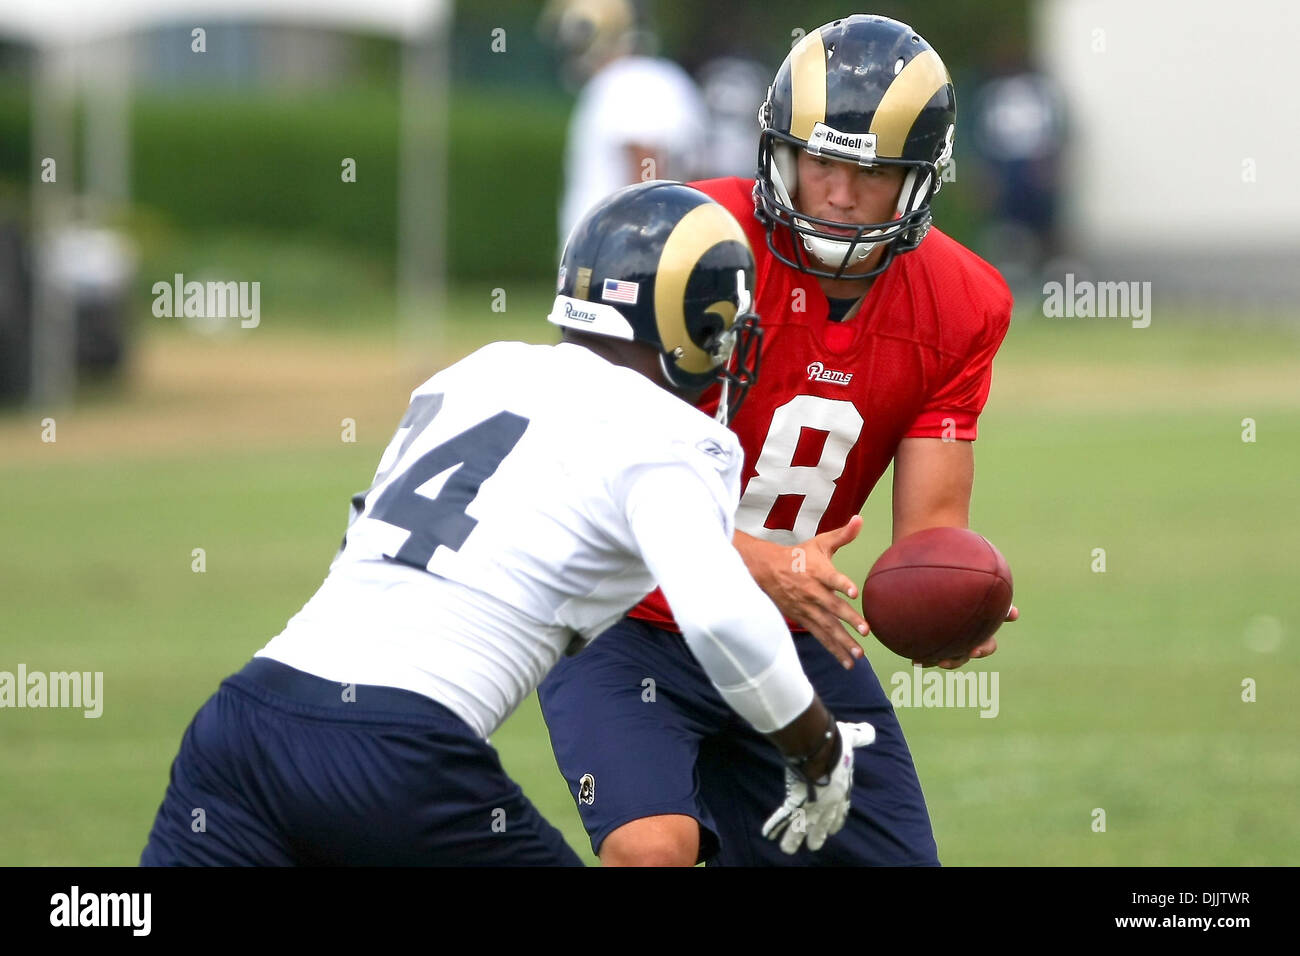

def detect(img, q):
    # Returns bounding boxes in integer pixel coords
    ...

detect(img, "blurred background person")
[694,55,769,180]
[969,44,1067,295]
[540,0,708,245]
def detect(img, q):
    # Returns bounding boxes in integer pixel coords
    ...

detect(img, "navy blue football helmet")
[756,15,957,280]
[549,181,761,424]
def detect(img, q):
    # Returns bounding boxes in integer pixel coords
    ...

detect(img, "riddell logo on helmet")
[807,123,877,162]
[807,361,853,385]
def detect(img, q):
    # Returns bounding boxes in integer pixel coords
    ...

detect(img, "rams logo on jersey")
[577,773,596,806]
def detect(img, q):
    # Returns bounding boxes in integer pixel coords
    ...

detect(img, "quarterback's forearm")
[891,437,974,542]
[733,528,784,587]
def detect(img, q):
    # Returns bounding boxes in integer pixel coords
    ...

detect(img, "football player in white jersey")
[542,0,709,244]
[140,181,876,866]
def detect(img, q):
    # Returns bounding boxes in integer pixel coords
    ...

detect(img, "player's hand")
[762,721,876,854]
[913,604,1018,669]
[736,517,869,669]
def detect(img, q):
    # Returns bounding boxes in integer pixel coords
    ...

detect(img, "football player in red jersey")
[538,14,1018,866]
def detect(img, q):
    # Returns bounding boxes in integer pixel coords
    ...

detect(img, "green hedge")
[0,86,570,281]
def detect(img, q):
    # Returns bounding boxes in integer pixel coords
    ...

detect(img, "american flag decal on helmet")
[601,278,639,304]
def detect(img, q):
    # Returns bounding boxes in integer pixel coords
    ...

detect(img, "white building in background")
[1037,0,1300,310]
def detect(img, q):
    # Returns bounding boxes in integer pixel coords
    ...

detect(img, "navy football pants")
[538,618,939,866]
[141,658,582,866]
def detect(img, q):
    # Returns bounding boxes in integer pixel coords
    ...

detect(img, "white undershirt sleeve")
[622,463,814,734]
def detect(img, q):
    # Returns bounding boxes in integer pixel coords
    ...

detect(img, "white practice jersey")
[258,341,813,739]
[560,56,708,244]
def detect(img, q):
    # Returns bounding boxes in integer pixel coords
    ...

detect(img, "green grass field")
[2,300,1297,866]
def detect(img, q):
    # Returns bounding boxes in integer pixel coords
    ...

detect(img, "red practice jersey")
[630,176,1013,631]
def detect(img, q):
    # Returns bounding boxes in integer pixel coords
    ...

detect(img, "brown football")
[861,527,1013,662]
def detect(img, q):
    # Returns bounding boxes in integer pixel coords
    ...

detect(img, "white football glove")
[761,721,876,854]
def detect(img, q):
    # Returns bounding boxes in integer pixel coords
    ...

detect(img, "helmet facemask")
[659,268,761,427]
[710,299,761,428]
[757,126,942,281]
